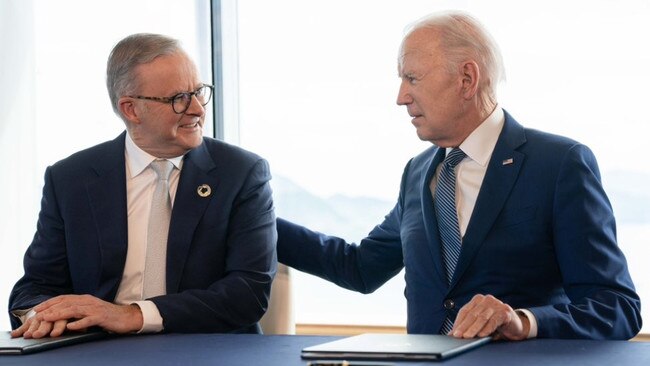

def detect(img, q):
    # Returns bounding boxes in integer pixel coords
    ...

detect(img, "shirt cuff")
[132,301,164,333]
[11,308,37,324]
[515,308,538,339]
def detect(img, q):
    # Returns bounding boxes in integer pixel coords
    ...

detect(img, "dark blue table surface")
[1,333,650,365]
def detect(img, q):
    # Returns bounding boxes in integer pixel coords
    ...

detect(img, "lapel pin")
[197,184,211,197]
[502,158,514,165]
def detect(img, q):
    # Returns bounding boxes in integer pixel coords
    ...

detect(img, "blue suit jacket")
[9,132,277,333]
[277,111,641,339]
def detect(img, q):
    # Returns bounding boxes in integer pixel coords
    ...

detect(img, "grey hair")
[106,33,183,117]
[404,11,506,109]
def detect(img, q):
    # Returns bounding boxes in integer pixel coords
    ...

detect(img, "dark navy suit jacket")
[278,110,641,339]
[9,132,277,333]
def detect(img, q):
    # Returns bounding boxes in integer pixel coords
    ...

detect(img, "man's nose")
[396,82,412,105]
[185,95,206,116]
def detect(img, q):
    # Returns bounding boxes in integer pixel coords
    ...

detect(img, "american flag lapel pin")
[502,158,514,165]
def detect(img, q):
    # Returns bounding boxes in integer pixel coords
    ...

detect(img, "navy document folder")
[301,333,491,361]
[0,331,107,355]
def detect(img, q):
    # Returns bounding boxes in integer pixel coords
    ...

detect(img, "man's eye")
[174,93,190,103]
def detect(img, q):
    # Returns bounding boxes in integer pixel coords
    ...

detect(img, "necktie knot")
[444,148,466,169]
[151,160,174,181]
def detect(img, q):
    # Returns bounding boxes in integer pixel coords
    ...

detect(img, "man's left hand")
[450,294,529,341]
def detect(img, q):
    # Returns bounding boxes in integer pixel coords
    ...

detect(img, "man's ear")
[118,97,141,124]
[460,60,480,100]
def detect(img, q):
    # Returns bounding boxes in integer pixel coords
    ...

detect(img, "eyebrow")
[168,84,204,96]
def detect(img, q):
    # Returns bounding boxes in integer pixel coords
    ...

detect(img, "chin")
[182,131,204,144]
[415,129,434,143]
[186,138,204,150]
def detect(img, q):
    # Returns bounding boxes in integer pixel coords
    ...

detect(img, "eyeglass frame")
[127,84,214,114]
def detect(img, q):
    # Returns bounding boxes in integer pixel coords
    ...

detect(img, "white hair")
[403,11,506,109]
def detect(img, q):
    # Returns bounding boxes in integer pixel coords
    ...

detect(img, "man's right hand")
[450,294,529,341]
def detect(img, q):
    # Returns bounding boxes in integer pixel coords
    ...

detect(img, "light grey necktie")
[143,159,174,299]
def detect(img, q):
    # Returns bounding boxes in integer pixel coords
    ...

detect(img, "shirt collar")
[453,106,505,167]
[125,132,184,178]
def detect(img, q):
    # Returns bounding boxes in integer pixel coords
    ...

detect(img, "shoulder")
[502,111,591,162]
[501,113,601,178]
[203,137,265,166]
[195,137,270,177]
[524,127,580,150]
[520,127,599,168]
[502,110,580,152]
[200,136,264,163]
[49,133,125,175]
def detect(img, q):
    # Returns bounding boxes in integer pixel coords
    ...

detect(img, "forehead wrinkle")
[398,47,436,76]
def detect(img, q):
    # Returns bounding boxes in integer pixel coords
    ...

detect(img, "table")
[2,334,650,365]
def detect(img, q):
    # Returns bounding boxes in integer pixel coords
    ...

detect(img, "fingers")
[24,317,53,339]
[36,295,102,333]
[450,294,515,339]
[49,319,69,337]
[33,295,69,313]
[13,295,97,338]
[13,314,70,339]
[10,320,31,338]
[37,294,98,324]
[66,316,97,331]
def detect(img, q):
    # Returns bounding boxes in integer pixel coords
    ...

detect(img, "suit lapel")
[86,132,128,299]
[449,113,527,288]
[421,147,448,284]
[166,141,218,293]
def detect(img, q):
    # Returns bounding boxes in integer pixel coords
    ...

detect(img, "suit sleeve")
[8,166,73,329]
[529,144,642,339]
[277,161,411,294]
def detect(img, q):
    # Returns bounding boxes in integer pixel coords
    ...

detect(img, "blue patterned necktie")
[434,148,466,334]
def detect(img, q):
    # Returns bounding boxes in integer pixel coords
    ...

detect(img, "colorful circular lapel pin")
[197,184,212,197]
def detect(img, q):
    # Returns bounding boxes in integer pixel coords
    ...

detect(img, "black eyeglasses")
[128,84,214,114]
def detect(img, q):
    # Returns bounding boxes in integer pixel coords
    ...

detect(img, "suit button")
[443,299,455,310]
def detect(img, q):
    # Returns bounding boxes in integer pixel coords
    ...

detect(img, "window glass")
[237,0,650,331]
[0,0,211,331]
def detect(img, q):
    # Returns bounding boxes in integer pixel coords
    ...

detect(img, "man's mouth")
[408,110,422,118]
[180,121,201,129]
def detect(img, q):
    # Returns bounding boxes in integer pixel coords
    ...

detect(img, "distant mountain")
[271,168,649,234]
[270,175,393,241]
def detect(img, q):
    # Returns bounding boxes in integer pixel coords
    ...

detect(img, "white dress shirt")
[429,107,504,237]
[114,133,184,333]
[429,106,538,338]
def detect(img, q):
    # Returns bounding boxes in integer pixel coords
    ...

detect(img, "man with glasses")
[9,33,277,337]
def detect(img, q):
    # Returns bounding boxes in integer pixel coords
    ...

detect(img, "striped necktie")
[434,148,466,334]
